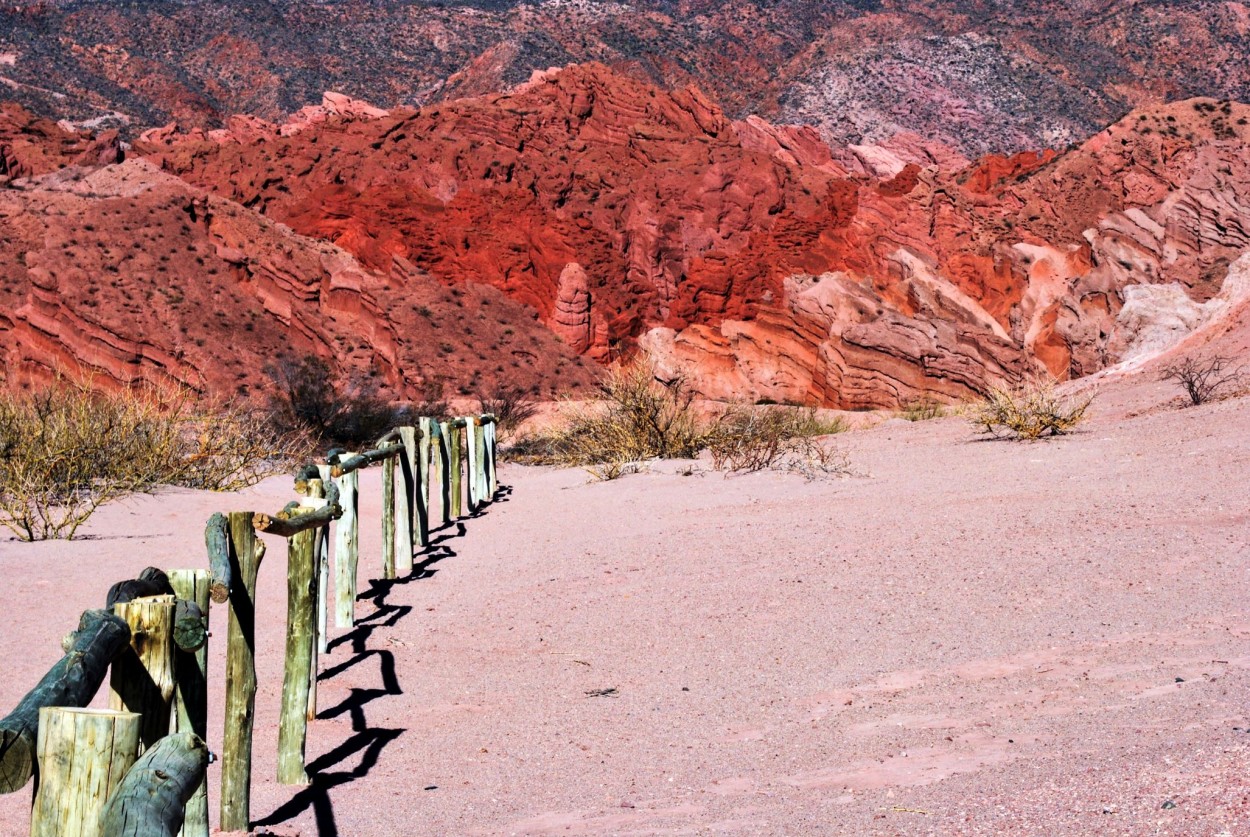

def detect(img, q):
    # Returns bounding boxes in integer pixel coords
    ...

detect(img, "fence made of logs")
[0,415,499,836]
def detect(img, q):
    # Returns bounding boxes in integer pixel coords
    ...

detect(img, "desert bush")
[512,362,849,479]
[968,382,1092,440]
[510,362,704,466]
[705,406,849,476]
[0,380,312,541]
[899,396,946,421]
[477,384,539,439]
[266,354,410,445]
[0,381,180,540]
[1159,355,1244,406]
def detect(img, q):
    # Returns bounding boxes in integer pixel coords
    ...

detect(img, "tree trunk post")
[99,731,208,837]
[416,418,431,547]
[30,707,140,837]
[108,596,176,753]
[220,511,263,833]
[465,418,479,512]
[381,454,395,580]
[314,467,330,657]
[396,427,417,575]
[203,513,232,605]
[0,609,130,795]
[277,524,316,785]
[303,479,327,717]
[474,418,488,506]
[486,420,498,495]
[436,421,452,526]
[334,460,360,629]
[449,421,463,519]
[166,570,209,837]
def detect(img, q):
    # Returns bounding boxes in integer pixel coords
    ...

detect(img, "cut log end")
[0,728,33,794]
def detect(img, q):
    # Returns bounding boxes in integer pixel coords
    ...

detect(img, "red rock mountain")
[129,65,1250,407]
[0,105,596,399]
[3,1,1250,157]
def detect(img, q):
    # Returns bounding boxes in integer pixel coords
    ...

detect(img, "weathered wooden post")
[484,416,498,495]
[109,595,176,752]
[220,511,263,833]
[30,707,140,837]
[99,732,208,837]
[302,478,327,718]
[397,426,418,575]
[203,513,233,605]
[474,417,488,505]
[252,484,342,787]
[436,420,452,526]
[465,417,479,512]
[0,609,130,794]
[314,466,331,657]
[382,453,396,580]
[333,454,360,628]
[416,417,432,546]
[448,418,464,519]
[278,524,316,785]
[167,569,210,837]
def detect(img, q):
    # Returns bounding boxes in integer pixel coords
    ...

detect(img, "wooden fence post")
[465,417,479,512]
[99,732,208,837]
[417,418,431,546]
[382,454,396,580]
[303,479,327,718]
[397,427,418,575]
[108,596,176,752]
[485,419,498,495]
[449,421,463,519]
[167,570,210,837]
[220,511,263,833]
[474,417,488,505]
[436,421,452,526]
[0,609,130,794]
[278,524,316,785]
[314,467,330,657]
[30,707,140,837]
[334,459,360,628]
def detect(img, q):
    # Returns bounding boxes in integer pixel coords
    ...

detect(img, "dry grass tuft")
[968,382,1093,440]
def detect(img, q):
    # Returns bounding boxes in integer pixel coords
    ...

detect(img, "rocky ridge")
[130,66,1250,407]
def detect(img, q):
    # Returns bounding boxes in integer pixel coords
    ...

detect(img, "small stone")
[1162,800,1177,810]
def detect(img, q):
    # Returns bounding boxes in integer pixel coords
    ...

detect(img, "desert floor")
[0,374,1247,836]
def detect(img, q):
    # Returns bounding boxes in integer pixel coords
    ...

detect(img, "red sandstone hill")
[0,104,596,400]
[2,1,1250,157]
[130,65,1250,407]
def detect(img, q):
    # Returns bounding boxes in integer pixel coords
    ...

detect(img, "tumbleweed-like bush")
[967,382,1093,440]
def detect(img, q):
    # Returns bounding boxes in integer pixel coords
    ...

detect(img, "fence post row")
[0,416,501,834]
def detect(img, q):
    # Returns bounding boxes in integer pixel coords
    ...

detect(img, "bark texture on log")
[334,464,360,629]
[106,568,175,609]
[397,427,418,576]
[30,707,140,837]
[204,513,232,604]
[449,421,463,519]
[167,569,210,837]
[0,609,130,794]
[99,732,208,837]
[253,480,342,537]
[109,596,176,752]
[220,512,262,833]
[277,526,316,785]
[382,456,396,580]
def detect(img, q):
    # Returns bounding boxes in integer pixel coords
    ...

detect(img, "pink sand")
[0,373,1247,835]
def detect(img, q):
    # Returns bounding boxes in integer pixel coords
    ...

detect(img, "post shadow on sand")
[251,484,509,836]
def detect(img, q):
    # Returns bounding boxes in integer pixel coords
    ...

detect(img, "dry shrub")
[899,396,946,421]
[968,382,1093,440]
[706,407,849,476]
[266,354,417,445]
[477,384,539,440]
[510,362,704,466]
[512,361,850,480]
[1159,355,1244,406]
[0,379,308,541]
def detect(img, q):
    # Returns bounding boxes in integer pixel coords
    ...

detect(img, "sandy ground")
[0,373,1247,836]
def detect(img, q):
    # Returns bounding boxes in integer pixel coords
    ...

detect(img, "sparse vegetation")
[899,396,946,421]
[477,384,539,440]
[968,382,1093,440]
[1159,354,1244,406]
[0,378,307,541]
[510,361,849,479]
[265,354,411,446]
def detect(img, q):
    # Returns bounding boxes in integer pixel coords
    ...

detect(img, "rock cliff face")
[0,145,595,399]
[132,66,1250,407]
[3,1,1250,157]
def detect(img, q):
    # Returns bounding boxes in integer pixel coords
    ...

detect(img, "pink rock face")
[551,262,596,356]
